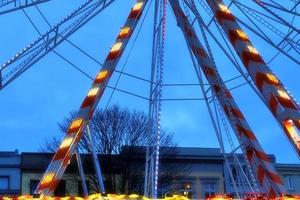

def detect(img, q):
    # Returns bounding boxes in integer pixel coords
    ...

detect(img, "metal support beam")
[144,0,166,198]
[86,125,105,194]
[75,150,89,197]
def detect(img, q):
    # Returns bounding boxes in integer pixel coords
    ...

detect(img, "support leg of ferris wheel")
[184,0,256,194]
[206,0,300,157]
[34,0,149,196]
[185,0,256,195]
[169,0,285,198]
[86,124,105,193]
[75,150,89,197]
[184,36,242,198]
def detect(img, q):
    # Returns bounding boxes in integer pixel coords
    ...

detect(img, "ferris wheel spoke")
[260,0,300,17]
[0,0,50,15]
[0,0,115,91]
[234,1,300,54]
[234,17,300,65]
[252,0,300,39]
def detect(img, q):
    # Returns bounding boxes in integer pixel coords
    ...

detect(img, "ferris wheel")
[1,0,300,199]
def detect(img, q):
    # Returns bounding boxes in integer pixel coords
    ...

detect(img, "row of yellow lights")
[218,2,291,102]
[0,194,189,200]
[2,194,300,200]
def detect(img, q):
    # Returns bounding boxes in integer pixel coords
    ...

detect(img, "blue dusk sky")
[0,0,299,163]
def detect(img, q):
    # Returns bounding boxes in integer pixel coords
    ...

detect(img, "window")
[202,182,216,198]
[285,176,294,190]
[0,177,9,190]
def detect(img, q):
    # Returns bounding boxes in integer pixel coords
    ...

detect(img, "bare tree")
[40,104,189,196]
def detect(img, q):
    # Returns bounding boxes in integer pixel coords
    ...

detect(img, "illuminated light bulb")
[284,119,300,142]
[236,29,248,40]
[60,137,73,149]
[266,73,279,84]
[41,173,55,185]
[247,45,259,54]
[95,70,108,82]
[219,4,231,14]
[119,27,131,37]
[132,2,143,12]
[110,42,122,53]
[69,118,83,131]
[278,89,290,100]
[129,194,139,198]
[87,87,99,97]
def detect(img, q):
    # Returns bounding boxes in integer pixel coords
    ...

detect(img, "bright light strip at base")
[0,194,190,200]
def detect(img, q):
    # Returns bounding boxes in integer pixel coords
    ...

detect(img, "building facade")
[276,164,300,194]
[0,150,21,195]
[0,147,299,198]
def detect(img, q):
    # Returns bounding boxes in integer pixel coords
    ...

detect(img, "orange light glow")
[110,42,122,53]
[132,2,143,12]
[59,137,73,149]
[41,173,55,186]
[266,73,279,84]
[247,45,259,54]
[236,29,248,40]
[69,119,83,131]
[119,27,131,37]
[284,119,300,145]
[87,87,99,97]
[278,89,290,100]
[95,70,108,83]
[219,4,231,14]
